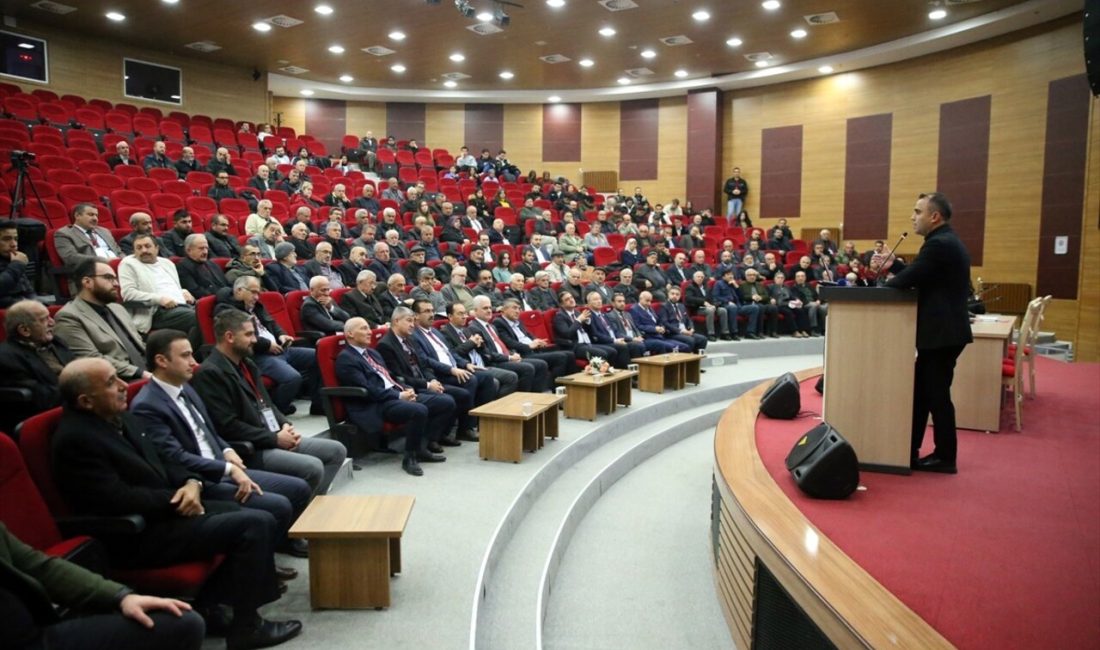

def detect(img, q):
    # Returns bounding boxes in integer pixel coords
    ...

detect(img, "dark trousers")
[151,305,202,351]
[491,360,536,393]
[439,383,474,434]
[379,392,455,457]
[525,350,574,388]
[571,343,621,369]
[204,469,311,540]
[671,332,707,353]
[911,345,966,463]
[255,346,320,412]
[42,610,206,650]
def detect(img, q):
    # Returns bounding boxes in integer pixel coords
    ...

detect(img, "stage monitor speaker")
[785,423,860,499]
[760,372,800,419]
[1087,0,1100,96]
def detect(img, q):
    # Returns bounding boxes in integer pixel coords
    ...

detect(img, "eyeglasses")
[92,274,119,283]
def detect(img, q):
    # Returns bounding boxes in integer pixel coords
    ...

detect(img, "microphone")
[873,231,908,283]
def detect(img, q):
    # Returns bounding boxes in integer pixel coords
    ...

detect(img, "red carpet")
[754,356,1100,649]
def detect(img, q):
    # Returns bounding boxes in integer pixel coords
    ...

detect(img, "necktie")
[103,309,145,370]
[455,328,484,366]
[363,350,405,389]
[180,391,219,456]
[485,322,510,355]
[87,229,100,246]
[400,337,423,378]
[573,311,591,344]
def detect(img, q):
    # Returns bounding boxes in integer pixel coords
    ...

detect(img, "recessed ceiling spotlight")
[818,65,834,74]
[547,95,562,102]
[391,64,407,73]
[598,27,616,37]
[389,30,406,41]
[328,45,345,54]
[761,0,781,10]
[790,28,807,39]
[617,77,631,85]
[252,21,272,32]
[314,4,333,15]
[476,11,493,21]
[499,70,514,79]
[444,80,457,88]
[726,37,743,47]
[692,9,710,21]
[161,0,179,4]
[640,49,656,59]
[578,58,594,68]
[546,0,565,7]
[339,74,354,82]
[754,60,769,68]
[929,9,947,20]
[105,11,126,21]
[449,53,466,62]
[674,69,689,78]
[300,89,315,96]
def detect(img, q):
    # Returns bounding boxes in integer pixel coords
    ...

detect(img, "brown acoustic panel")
[759,125,803,220]
[386,102,426,143]
[936,95,990,265]
[686,89,723,213]
[542,103,581,162]
[303,99,347,159]
[464,104,504,155]
[619,98,659,181]
[843,113,892,239]
[1037,74,1091,299]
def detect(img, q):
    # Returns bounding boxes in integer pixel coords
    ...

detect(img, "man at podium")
[886,192,973,474]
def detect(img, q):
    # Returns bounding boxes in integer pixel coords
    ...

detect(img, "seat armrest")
[294,331,323,347]
[0,387,32,402]
[320,386,368,399]
[56,514,146,538]
[229,441,255,457]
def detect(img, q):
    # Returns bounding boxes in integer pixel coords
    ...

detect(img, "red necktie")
[363,350,404,389]
[485,322,510,355]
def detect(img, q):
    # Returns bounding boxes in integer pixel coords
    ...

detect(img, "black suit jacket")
[248,177,275,194]
[339,288,386,327]
[885,224,973,350]
[130,380,232,483]
[176,257,229,298]
[437,323,478,366]
[191,348,287,455]
[452,321,511,364]
[334,345,403,432]
[205,232,240,260]
[528,286,558,311]
[264,261,310,293]
[299,296,350,334]
[213,290,287,354]
[376,330,435,390]
[551,309,596,349]
[0,338,73,428]
[492,317,542,356]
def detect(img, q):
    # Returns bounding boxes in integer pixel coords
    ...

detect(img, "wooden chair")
[1001,298,1039,432]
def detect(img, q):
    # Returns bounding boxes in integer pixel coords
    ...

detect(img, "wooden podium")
[819,287,917,473]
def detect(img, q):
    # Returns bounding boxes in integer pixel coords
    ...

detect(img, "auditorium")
[0,1,1096,648]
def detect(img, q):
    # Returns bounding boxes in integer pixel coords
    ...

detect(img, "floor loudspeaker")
[784,423,860,499]
[760,372,800,419]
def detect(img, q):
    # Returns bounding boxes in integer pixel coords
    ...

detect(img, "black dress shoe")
[914,455,957,474]
[437,436,462,447]
[426,441,444,453]
[309,403,325,416]
[457,429,479,442]
[402,457,424,476]
[277,538,308,558]
[226,618,303,650]
[196,605,233,637]
[275,566,298,581]
[282,404,297,415]
[278,582,287,595]
[730,334,741,341]
[707,335,717,342]
[416,451,446,462]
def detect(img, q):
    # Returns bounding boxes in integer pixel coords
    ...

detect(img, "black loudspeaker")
[784,423,860,499]
[1087,0,1100,97]
[760,372,800,419]
[814,375,824,395]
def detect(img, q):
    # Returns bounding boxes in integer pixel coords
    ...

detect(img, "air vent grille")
[30,0,77,14]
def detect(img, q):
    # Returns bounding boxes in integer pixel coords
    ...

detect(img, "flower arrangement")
[586,356,612,375]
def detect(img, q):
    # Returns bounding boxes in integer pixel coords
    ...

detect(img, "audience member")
[205,213,242,259]
[0,218,34,306]
[177,233,229,298]
[117,234,199,344]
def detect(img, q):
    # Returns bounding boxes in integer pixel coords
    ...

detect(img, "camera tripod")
[6,154,52,294]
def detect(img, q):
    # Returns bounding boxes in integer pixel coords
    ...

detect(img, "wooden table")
[953,315,1016,431]
[632,352,703,393]
[556,369,638,421]
[288,495,414,610]
[468,391,565,463]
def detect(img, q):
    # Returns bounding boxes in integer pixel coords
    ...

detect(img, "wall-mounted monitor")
[123,58,182,105]
[0,31,48,84]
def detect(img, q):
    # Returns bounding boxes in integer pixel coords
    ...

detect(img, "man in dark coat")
[0,300,73,432]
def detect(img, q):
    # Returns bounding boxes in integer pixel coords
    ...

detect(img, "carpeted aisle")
[753,356,1100,649]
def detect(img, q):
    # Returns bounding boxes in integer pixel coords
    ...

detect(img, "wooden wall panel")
[345,101,387,142]
[759,125,803,220]
[463,104,504,155]
[619,98,659,181]
[304,99,346,156]
[424,104,464,153]
[655,96,688,212]
[686,90,723,212]
[386,103,426,143]
[503,104,542,177]
[272,97,306,136]
[937,95,991,265]
[843,114,892,239]
[543,103,582,162]
[579,102,620,183]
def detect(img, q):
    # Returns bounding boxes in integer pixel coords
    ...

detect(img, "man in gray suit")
[53,203,121,288]
[53,259,149,381]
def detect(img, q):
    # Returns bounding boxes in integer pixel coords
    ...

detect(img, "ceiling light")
[476,11,493,21]
[598,27,616,37]
[674,69,689,78]
[578,58,594,68]
[791,28,807,39]
[161,0,179,4]
[252,21,272,32]
[929,9,947,20]
[761,0,781,10]
[726,37,743,47]
[754,60,769,68]
[617,77,631,85]
[547,95,562,103]
[818,65,834,74]
[640,49,656,59]
[328,45,345,54]
[314,4,333,15]
[105,11,126,21]
[499,71,514,79]
[546,0,565,7]
[444,80,457,88]
[389,31,406,41]
[449,53,466,62]
[692,9,710,21]
[391,64,406,73]
[170,94,181,99]
[300,89,315,96]
[339,74,354,82]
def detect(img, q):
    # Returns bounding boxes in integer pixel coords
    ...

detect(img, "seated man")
[159,210,194,258]
[0,300,73,432]
[336,317,451,476]
[191,310,346,496]
[500,272,534,311]
[607,293,679,354]
[527,271,559,311]
[225,244,273,290]
[106,141,133,169]
[174,146,201,178]
[248,222,282,261]
[739,268,779,338]
[439,301,519,397]
[584,290,643,363]
[53,204,121,284]
[493,298,573,387]
[768,270,812,337]
[409,267,448,317]
[131,329,312,556]
[684,270,728,341]
[338,245,370,287]
[288,222,316,261]
[54,260,149,381]
[613,268,640,305]
[118,233,200,347]
[205,213,241,259]
[635,250,671,302]
[0,522,205,650]
[117,211,165,258]
[0,218,34,307]
[552,290,627,369]
[299,276,351,335]
[141,139,173,171]
[339,269,386,327]
[216,276,321,414]
[176,233,229,299]
[265,242,310,293]
[440,265,475,312]
[321,221,350,260]
[792,270,827,335]
[304,241,346,289]
[711,267,761,340]
[52,358,301,649]
[630,291,692,353]
[657,285,708,353]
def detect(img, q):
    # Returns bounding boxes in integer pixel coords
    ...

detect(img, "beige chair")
[1002,298,1040,432]
[1008,295,1050,399]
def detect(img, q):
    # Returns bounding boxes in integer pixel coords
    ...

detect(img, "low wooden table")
[556,369,638,421]
[632,352,703,393]
[288,495,414,610]
[954,314,1016,431]
[468,391,565,463]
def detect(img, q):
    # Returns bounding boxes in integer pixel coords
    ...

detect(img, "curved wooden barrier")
[712,367,953,649]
